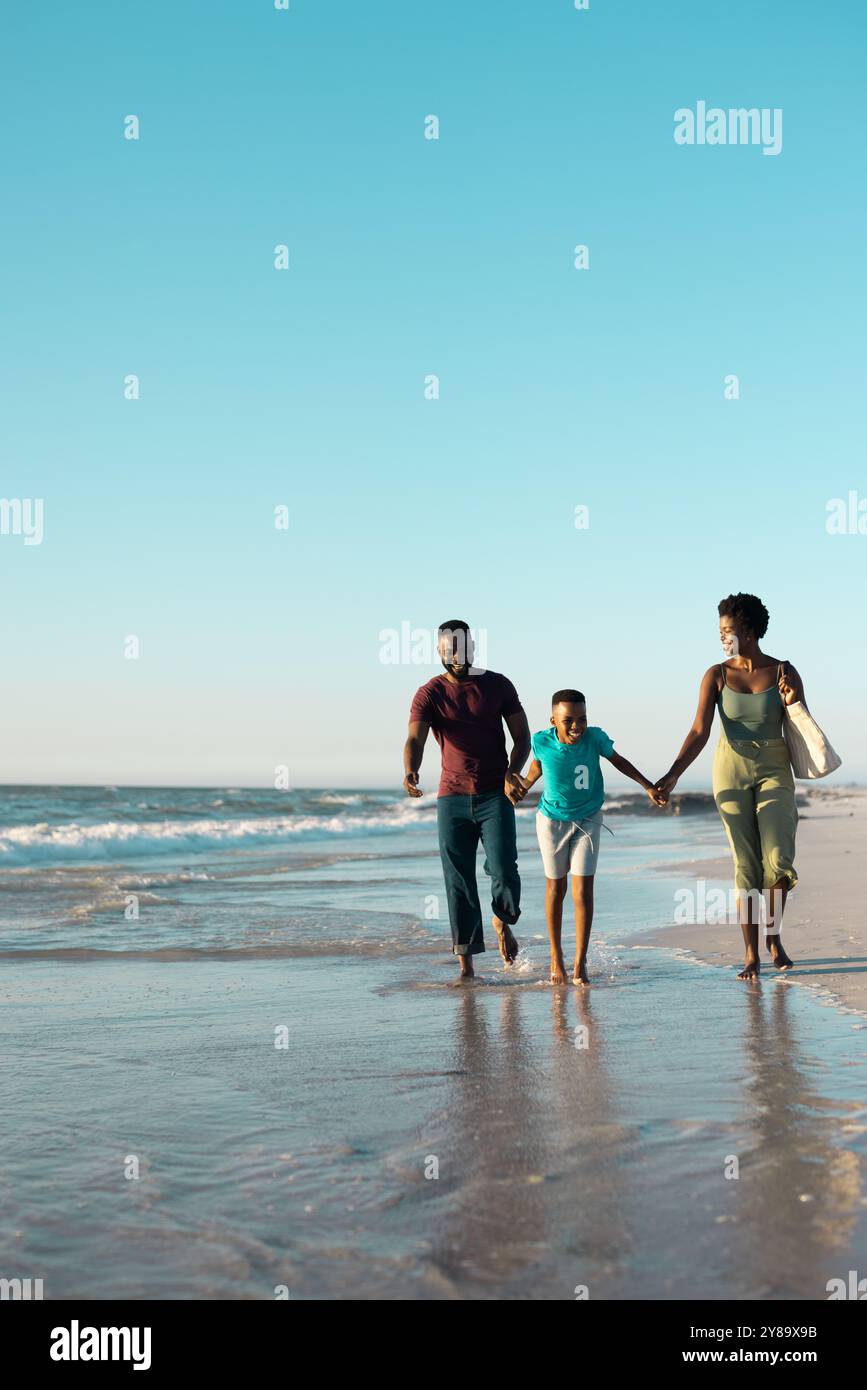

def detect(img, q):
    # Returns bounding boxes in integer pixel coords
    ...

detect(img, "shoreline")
[627,787,867,1015]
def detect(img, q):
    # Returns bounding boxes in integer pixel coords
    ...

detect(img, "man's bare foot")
[550,958,568,985]
[767,938,794,970]
[737,955,760,981]
[459,955,475,979]
[493,917,519,964]
[573,962,590,987]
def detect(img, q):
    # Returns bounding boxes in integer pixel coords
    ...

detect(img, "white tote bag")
[781,670,842,779]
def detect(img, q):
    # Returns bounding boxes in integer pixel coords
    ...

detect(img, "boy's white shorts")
[535,809,604,879]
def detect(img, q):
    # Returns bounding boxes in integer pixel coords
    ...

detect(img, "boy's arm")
[605,750,666,807]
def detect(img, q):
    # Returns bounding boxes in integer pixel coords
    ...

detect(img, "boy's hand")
[403,772,423,798]
[652,774,677,805]
[505,773,529,805]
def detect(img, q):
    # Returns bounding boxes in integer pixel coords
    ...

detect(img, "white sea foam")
[0,804,434,865]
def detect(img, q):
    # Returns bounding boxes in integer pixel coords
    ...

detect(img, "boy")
[513,689,664,985]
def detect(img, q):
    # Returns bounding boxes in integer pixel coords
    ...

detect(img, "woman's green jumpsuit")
[712,663,798,898]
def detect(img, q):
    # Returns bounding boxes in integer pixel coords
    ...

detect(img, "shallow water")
[1,788,865,1299]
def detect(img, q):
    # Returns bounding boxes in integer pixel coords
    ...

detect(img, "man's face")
[551,702,587,744]
[439,628,474,677]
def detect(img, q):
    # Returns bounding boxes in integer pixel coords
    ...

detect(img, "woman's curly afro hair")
[718,593,769,640]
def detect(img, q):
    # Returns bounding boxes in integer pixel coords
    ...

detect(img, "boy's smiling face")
[551,701,587,744]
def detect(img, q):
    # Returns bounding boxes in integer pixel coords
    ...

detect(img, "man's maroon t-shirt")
[409,670,524,796]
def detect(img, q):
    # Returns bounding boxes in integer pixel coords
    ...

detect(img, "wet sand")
[634,788,867,1014]
[3,790,866,1300]
[4,949,867,1300]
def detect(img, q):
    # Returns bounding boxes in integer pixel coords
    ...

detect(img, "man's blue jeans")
[436,790,521,955]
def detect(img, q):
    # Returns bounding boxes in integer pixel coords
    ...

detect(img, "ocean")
[1,785,866,1300]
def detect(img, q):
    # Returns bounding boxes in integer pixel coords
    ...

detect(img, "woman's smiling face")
[719,615,748,658]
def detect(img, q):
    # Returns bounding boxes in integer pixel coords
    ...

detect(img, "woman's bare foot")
[493,917,519,964]
[737,954,760,981]
[459,955,475,979]
[767,937,794,970]
[573,961,590,986]
[550,957,569,985]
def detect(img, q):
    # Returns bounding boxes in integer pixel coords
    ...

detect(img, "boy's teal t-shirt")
[531,725,615,822]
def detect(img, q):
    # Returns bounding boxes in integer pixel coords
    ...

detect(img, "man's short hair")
[552,688,585,706]
[438,619,470,636]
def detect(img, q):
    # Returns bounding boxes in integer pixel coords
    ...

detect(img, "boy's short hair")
[552,688,585,706]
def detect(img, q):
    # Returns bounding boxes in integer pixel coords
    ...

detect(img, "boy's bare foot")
[737,954,760,981]
[550,957,569,985]
[493,917,519,964]
[767,938,793,970]
[573,962,590,987]
[459,955,475,979]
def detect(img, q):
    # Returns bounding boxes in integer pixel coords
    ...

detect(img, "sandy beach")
[633,787,867,1014]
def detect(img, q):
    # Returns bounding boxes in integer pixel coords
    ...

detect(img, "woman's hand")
[646,784,668,808]
[778,664,804,707]
[653,774,678,805]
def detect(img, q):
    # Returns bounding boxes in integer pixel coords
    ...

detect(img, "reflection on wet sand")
[410,964,866,1300]
[422,986,631,1297]
[733,984,862,1298]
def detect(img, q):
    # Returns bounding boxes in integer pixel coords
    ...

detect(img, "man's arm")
[403,719,430,797]
[504,709,531,802]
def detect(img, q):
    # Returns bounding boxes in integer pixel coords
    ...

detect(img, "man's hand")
[505,772,529,805]
[403,772,423,798]
[646,783,668,808]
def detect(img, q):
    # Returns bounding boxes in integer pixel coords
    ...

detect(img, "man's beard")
[442,658,471,678]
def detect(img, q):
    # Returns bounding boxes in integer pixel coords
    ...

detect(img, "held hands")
[403,772,423,798]
[505,772,530,806]
[651,773,678,806]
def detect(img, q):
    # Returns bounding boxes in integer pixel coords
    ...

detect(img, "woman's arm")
[606,751,667,806]
[779,662,807,711]
[655,666,720,801]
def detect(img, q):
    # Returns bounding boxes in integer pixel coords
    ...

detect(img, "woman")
[655,593,804,981]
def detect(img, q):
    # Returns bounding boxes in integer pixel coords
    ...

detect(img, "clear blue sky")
[2,1,864,787]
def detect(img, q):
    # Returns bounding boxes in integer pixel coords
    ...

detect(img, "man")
[403,620,531,979]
